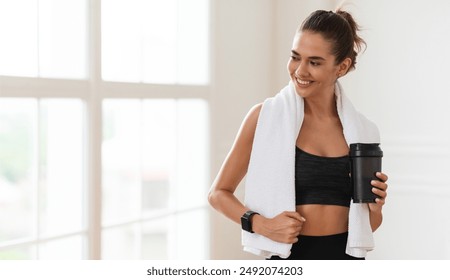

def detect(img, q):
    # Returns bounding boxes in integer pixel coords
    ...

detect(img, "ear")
[337,57,352,77]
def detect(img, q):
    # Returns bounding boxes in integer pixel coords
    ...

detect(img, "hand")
[368,172,389,213]
[253,211,306,244]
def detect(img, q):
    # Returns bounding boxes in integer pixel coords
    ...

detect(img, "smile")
[296,78,312,85]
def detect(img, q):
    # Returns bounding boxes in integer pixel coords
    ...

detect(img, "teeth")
[296,78,311,85]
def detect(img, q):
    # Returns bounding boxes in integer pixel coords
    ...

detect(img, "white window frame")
[0,0,211,259]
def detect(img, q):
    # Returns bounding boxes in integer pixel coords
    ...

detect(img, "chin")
[294,85,313,99]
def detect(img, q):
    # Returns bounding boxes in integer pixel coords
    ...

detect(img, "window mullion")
[86,0,103,260]
[36,0,40,76]
[34,99,41,259]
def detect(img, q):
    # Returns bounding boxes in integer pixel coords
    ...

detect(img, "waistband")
[298,231,348,239]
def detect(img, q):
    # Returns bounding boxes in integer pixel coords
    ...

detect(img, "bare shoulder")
[237,103,263,145]
[246,103,263,123]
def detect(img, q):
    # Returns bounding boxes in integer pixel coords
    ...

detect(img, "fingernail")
[371,180,377,185]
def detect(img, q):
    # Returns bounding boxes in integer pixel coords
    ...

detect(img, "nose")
[295,61,308,77]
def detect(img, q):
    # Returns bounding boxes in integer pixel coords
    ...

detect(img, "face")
[287,31,350,99]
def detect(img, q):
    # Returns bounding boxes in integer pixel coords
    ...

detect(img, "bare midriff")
[296,204,349,236]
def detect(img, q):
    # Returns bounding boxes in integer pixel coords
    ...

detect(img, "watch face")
[241,211,255,233]
[241,216,250,232]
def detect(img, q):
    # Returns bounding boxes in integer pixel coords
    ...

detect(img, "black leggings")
[268,232,364,260]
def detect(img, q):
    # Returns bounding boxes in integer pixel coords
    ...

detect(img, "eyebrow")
[291,50,325,61]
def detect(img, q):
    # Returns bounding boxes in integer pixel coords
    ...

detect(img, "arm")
[208,104,305,244]
[368,172,389,231]
[208,104,262,225]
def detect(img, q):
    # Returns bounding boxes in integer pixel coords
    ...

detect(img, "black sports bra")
[295,146,352,207]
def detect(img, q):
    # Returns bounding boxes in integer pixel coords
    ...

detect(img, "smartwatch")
[241,210,259,233]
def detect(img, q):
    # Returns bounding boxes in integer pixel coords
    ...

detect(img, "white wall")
[339,0,450,259]
[209,0,450,259]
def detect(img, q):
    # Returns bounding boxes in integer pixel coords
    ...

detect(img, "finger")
[284,211,306,222]
[372,187,387,199]
[371,180,388,191]
[376,172,388,182]
[375,198,385,205]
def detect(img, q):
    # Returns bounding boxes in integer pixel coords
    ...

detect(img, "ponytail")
[335,9,366,62]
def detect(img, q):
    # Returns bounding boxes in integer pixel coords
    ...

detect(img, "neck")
[304,89,338,119]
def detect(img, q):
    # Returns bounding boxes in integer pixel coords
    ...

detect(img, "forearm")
[369,207,383,232]
[208,188,305,244]
[208,189,269,239]
[208,189,248,225]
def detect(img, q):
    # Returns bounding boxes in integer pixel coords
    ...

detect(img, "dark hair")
[299,9,366,71]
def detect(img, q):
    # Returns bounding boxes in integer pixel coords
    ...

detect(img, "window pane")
[177,0,209,84]
[38,235,84,259]
[103,99,208,220]
[102,98,209,259]
[0,99,36,243]
[0,246,35,260]
[101,0,209,84]
[102,218,170,260]
[38,0,88,79]
[0,0,87,78]
[175,100,209,209]
[141,218,169,260]
[39,99,85,236]
[173,209,208,259]
[141,0,177,84]
[0,98,85,247]
[102,100,141,224]
[0,0,38,77]
[141,100,176,212]
[102,224,139,259]
[101,0,141,82]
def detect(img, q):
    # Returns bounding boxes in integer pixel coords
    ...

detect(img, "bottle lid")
[349,143,383,157]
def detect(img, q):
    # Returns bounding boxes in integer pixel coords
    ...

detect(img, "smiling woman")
[208,8,389,260]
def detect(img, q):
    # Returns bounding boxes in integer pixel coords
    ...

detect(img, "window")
[101,0,209,84]
[0,0,88,79]
[0,99,85,259]
[0,0,210,259]
[101,99,208,259]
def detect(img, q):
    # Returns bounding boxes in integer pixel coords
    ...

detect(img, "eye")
[290,55,300,61]
[310,60,320,66]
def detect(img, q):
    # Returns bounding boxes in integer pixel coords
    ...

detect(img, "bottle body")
[350,143,383,203]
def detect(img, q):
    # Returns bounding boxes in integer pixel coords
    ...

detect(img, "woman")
[208,9,389,260]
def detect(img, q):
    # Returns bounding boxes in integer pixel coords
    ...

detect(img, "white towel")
[242,81,379,258]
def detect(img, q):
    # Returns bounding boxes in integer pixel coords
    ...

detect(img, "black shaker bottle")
[349,143,383,203]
